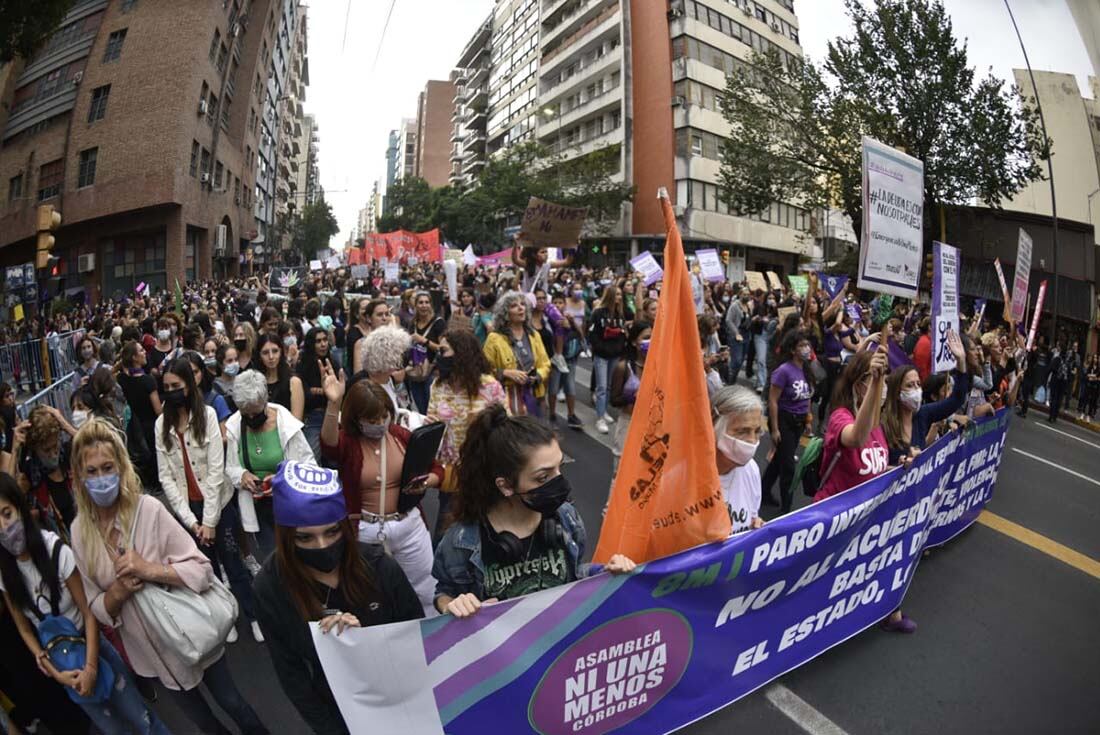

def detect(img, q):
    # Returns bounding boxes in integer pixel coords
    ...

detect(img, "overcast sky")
[303,0,1094,248]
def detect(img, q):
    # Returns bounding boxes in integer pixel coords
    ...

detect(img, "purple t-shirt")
[770,361,813,415]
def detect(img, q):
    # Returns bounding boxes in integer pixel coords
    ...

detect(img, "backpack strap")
[43,540,65,619]
[818,451,842,491]
[240,421,255,474]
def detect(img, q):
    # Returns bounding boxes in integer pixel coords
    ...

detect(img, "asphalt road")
[150,368,1100,735]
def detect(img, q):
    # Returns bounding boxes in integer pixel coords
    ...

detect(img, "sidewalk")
[1025,400,1100,434]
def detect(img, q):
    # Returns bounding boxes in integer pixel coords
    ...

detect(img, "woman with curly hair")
[483,291,551,417]
[358,324,412,414]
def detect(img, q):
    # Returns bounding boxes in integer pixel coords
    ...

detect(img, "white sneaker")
[227,625,239,644]
[602,413,615,424]
[596,419,609,434]
[251,620,265,643]
[551,354,570,373]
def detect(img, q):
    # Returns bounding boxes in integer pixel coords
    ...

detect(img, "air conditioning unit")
[234,195,241,205]
[200,172,211,184]
[72,71,83,86]
[198,99,209,116]
[231,22,240,38]
[215,224,227,254]
[667,3,684,19]
[77,253,95,273]
[771,21,781,32]
[742,5,753,16]
[670,95,685,107]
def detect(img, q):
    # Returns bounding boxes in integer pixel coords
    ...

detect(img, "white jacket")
[154,405,229,530]
[224,403,314,532]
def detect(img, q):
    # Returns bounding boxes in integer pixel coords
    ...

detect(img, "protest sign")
[518,197,589,248]
[787,276,808,297]
[315,411,1010,735]
[777,305,798,325]
[12,304,23,322]
[728,252,746,285]
[309,259,323,272]
[326,255,341,270]
[859,137,924,298]
[1027,280,1047,350]
[931,241,960,373]
[817,272,848,301]
[268,267,305,293]
[745,271,768,293]
[766,271,783,291]
[695,249,724,282]
[630,252,664,287]
[462,245,478,266]
[443,260,458,304]
[1011,229,1032,324]
[384,263,400,283]
[350,265,369,280]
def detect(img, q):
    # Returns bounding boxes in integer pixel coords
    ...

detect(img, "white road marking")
[1037,422,1100,451]
[765,684,850,735]
[1011,448,1100,488]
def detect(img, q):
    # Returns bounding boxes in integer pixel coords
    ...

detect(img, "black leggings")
[762,409,808,513]
[162,655,268,735]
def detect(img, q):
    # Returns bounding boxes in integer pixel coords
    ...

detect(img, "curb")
[1025,400,1100,434]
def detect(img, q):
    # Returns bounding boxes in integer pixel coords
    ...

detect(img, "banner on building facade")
[314,411,1011,735]
[858,137,924,299]
[1011,229,1032,325]
[931,241,960,373]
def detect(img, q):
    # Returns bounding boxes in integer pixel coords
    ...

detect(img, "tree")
[294,198,339,260]
[718,0,1048,247]
[0,0,76,63]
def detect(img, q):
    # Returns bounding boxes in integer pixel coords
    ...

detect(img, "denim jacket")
[432,502,587,604]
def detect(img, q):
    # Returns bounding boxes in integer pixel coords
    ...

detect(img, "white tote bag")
[128,500,239,667]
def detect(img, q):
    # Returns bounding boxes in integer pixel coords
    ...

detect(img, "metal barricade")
[0,330,85,395]
[16,372,76,421]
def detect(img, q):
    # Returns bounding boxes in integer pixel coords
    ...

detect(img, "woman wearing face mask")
[233,322,257,373]
[712,386,766,534]
[881,332,969,465]
[0,474,167,734]
[297,327,339,458]
[16,406,78,532]
[252,461,423,735]
[278,320,303,371]
[427,331,507,541]
[608,321,653,482]
[182,351,231,435]
[761,331,816,514]
[255,333,305,420]
[433,405,635,618]
[70,419,270,735]
[71,336,101,391]
[212,343,241,414]
[226,370,315,560]
[146,317,181,384]
[320,371,442,616]
[156,358,260,644]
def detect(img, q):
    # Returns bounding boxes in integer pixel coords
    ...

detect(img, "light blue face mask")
[85,473,120,508]
[317,315,334,331]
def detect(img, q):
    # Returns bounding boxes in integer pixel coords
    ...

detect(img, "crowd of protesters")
[0,244,1092,734]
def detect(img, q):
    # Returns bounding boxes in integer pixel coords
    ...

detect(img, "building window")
[121,0,137,12]
[214,160,224,188]
[8,174,23,202]
[36,68,66,100]
[216,42,228,73]
[200,148,211,179]
[209,29,221,62]
[207,93,218,125]
[87,84,110,123]
[37,159,63,201]
[234,176,241,202]
[102,29,127,62]
[189,140,200,177]
[77,148,98,188]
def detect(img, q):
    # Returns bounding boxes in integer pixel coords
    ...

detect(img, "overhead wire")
[369,0,398,75]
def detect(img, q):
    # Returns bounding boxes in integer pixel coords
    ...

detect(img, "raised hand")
[320,359,345,405]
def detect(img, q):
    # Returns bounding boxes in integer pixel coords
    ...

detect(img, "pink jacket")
[73,494,216,690]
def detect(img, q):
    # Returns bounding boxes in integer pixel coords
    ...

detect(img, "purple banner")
[315,412,1011,735]
[817,272,849,301]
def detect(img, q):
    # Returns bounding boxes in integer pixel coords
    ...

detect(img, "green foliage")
[0,0,76,63]
[375,142,634,249]
[294,198,340,259]
[718,0,1048,245]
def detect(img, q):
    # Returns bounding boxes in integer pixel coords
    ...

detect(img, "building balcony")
[19,29,96,85]
[541,3,619,70]
[450,125,465,143]
[468,63,489,90]
[542,0,617,53]
[466,85,488,108]
[538,84,621,140]
[552,124,624,161]
[539,44,621,103]
[450,147,464,162]
[3,84,78,141]
[453,86,468,106]
[456,17,492,68]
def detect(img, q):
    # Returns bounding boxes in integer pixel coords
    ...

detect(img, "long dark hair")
[0,474,59,617]
[297,326,332,389]
[161,357,208,450]
[442,329,490,399]
[181,350,212,394]
[779,330,807,366]
[254,332,291,386]
[453,404,556,524]
[830,350,875,413]
[274,518,375,620]
[86,365,120,422]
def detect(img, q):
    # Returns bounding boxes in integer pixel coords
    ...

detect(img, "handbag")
[32,542,116,704]
[127,498,239,667]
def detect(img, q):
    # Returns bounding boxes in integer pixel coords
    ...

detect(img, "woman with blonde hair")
[70,419,269,734]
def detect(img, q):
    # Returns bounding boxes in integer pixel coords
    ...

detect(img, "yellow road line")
[978,510,1100,581]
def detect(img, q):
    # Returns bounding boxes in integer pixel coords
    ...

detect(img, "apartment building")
[415,80,457,188]
[293,113,321,208]
[395,117,419,182]
[449,17,493,188]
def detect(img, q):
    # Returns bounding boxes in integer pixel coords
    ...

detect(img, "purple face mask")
[639,339,651,357]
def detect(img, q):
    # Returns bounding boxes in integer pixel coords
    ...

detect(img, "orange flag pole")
[593,189,730,564]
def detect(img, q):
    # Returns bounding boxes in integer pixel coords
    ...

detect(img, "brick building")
[0,0,310,300]
[414,79,457,188]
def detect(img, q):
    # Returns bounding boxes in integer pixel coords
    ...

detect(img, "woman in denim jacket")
[432,405,635,617]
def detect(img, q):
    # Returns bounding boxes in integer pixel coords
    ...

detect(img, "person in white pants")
[318,364,442,617]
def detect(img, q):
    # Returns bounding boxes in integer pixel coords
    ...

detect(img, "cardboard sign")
[384,263,400,283]
[350,265,369,280]
[630,251,664,286]
[766,271,783,291]
[326,255,340,270]
[695,249,724,282]
[859,137,924,298]
[309,259,323,272]
[517,197,588,248]
[745,271,768,293]
[777,305,798,325]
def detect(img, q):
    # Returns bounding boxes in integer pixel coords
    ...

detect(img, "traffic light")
[36,204,61,270]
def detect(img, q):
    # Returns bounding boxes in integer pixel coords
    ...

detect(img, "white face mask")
[900,389,923,411]
[71,410,89,429]
[716,419,759,467]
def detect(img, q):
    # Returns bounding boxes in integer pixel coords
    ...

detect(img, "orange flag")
[593,190,729,564]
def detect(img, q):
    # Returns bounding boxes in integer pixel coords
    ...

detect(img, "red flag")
[594,190,729,564]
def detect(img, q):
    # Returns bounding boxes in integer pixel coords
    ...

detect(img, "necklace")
[319,582,340,617]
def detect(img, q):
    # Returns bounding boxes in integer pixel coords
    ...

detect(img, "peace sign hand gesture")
[320,360,345,405]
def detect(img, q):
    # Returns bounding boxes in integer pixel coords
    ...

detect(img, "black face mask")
[234,338,248,352]
[164,388,187,407]
[294,536,345,573]
[243,409,268,430]
[436,354,454,380]
[518,474,571,515]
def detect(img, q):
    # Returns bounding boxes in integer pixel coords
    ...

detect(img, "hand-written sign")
[518,197,589,248]
[745,272,768,293]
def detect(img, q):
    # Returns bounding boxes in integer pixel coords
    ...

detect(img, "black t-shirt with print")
[479,522,574,601]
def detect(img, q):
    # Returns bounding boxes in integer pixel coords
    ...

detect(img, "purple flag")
[817,272,849,300]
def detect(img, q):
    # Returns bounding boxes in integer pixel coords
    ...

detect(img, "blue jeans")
[549,357,578,397]
[301,407,324,463]
[593,356,613,417]
[728,338,745,382]
[753,334,769,391]
[164,654,268,734]
[78,636,170,735]
[408,376,433,415]
[189,499,255,621]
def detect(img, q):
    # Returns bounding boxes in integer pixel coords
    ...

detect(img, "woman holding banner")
[432,405,635,618]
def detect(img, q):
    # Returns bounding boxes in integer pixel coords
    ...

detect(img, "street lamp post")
[1004,0,1059,345]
